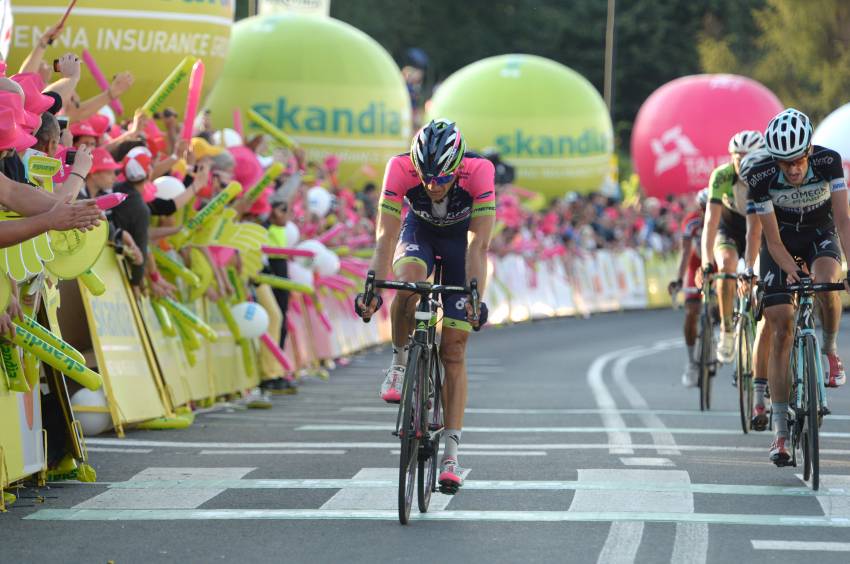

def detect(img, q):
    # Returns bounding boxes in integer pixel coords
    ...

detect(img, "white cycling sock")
[771,402,789,439]
[822,331,838,355]
[391,345,408,368]
[687,345,695,363]
[443,429,461,460]
[754,378,768,408]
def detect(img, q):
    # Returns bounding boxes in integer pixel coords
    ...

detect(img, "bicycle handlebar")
[360,270,478,324]
[762,280,847,295]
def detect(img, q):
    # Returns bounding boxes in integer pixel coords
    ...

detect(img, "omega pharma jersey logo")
[252,97,404,136]
[494,129,609,157]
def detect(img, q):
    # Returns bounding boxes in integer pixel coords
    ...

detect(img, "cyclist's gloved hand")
[703,262,717,275]
[471,302,488,332]
[354,293,383,319]
[667,279,682,295]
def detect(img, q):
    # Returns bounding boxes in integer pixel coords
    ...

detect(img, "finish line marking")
[25,508,850,526]
[338,407,850,420]
[83,438,850,456]
[100,477,850,498]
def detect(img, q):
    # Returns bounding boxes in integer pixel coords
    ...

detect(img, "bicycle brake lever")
[469,279,480,321]
[362,270,376,324]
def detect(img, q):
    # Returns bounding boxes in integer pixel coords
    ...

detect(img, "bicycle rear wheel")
[418,347,443,513]
[736,316,753,433]
[398,345,422,524]
[699,312,713,411]
[803,335,820,490]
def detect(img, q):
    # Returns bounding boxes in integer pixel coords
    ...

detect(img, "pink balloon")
[631,74,783,198]
[82,50,123,115]
[182,59,205,142]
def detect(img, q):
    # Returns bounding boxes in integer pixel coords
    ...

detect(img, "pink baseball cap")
[10,73,55,115]
[89,147,122,174]
[87,114,110,137]
[0,91,41,132]
[70,121,99,139]
[0,107,37,152]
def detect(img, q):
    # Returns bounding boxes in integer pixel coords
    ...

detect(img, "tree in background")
[700,0,850,122]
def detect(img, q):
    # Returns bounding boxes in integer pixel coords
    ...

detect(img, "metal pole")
[603,0,616,115]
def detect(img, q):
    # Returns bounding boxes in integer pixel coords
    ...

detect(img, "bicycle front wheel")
[418,347,443,513]
[803,335,820,490]
[398,345,423,524]
[736,316,753,433]
[699,312,713,411]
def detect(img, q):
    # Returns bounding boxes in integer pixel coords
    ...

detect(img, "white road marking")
[85,447,153,454]
[26,508,850,525]
[612,344,681,456]
[672,522,709,564]
[570,469,698,564]
[803,474,850,519]
[390,450,547,456]
[73,467,254,510]
[319,468,467,511]
[751,540,850,552]
[293,424,747,435]
[587,348,640,454]
[84,438,850,455]
[620,457,675,467]
[199,450,346,455]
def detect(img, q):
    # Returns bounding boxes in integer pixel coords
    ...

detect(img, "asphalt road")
[5,309,850,563]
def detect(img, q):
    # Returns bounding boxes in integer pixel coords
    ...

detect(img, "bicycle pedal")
[822,406,831,416]
[438,483,459,495]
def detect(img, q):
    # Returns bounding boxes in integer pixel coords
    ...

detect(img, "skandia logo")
[252,97,403,136]
[494,129,609,157]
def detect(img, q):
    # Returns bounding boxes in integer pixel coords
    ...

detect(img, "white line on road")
[620,458,675,467]
[85,447,153,454]
[389,450,547,456]
[587,348,640,454]
[612,344,681,456]
[751,540,850,552]
[84,438,850,456]
[293,424,749,435]
[199,450,346,455]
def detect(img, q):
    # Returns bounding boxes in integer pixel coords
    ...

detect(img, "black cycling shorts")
[716,223,746,257]
[759,225,841,307]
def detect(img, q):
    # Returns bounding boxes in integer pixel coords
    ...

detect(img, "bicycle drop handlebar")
[360,270,478,324]
[762,279,847,295]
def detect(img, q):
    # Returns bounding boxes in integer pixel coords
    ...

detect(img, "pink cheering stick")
[260,333,292,371]
[82,50,123,115]
[289,299,302,315]
[95,192,127,210]
[345,235,373,248]
[327,274,356,288]
[233,109,243,138]
[181,59,205,142]
[317,224,345,245]
[261,246,315,258]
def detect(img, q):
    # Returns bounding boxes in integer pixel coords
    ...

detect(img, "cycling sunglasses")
[421,172,455,186]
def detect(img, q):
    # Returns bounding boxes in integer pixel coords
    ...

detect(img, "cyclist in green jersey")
[701,131,765,364]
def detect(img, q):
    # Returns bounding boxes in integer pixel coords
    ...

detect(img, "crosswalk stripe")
[199,450,346,455]
[620,458,675,467]
[25,508,850,526]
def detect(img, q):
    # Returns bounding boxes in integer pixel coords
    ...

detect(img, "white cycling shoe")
[681,362,699,387]
[716,330,735,364]
[380,365,405,403]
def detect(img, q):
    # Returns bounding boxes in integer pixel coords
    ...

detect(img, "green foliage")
[700,0,850,122]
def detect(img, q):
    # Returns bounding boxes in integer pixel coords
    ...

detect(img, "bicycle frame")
[792,292,828,416]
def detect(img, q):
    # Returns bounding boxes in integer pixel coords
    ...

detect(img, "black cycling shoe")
[751,405,769,432]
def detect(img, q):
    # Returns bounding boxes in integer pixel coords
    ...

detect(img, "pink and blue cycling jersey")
[379,153,496,233]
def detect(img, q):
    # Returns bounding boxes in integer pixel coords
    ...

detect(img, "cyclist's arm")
[467,213,495,294]
[701,202,721,268]
[368,207,401,286]
[830,188,850,268]
[758,211,800,277]
[676,236,692,282]
[744,211,762,271]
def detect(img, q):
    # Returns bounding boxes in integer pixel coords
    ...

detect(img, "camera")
[57,116,69,131]
[64,150,76,165]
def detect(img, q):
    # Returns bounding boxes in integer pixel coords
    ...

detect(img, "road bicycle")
[733,274,758,432]
[361,262,479,524]
[764,277,844,491]
[697,270,736,411]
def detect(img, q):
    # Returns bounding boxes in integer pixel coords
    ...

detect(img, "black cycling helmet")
[409,118,466,183]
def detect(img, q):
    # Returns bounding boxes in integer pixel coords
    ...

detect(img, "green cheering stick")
[18,314,86,365]
[246,109,297,150]
[153,248,201,287]
[159,297,218,342]
[241,162,284,205]
[170,181,242,249]
[151,299,176,337]
[1,341,28,392]
[10,324,102,390]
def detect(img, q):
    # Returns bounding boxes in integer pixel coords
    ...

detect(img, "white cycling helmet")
[696,187,709,208]
[764,108,812,160]
[728,130,765,154]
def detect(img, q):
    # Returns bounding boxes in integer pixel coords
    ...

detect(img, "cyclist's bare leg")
[440,326,469,431]
[390,261,428,350]
[714,246,739,332]
[764,304,795,442]
[812,256,841,351]
[753,317,772,382]
[684,300,699,348]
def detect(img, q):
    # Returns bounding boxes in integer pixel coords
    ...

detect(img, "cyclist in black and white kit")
[745,108,850,465]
